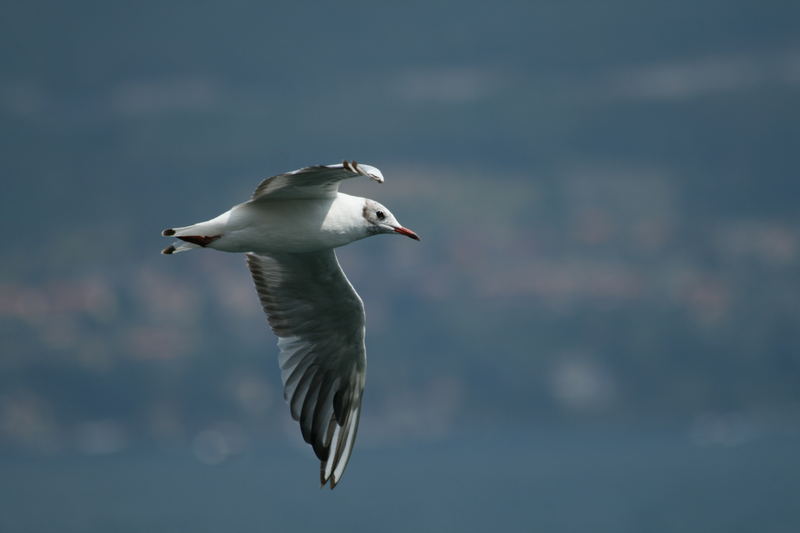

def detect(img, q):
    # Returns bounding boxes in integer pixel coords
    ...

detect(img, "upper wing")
[252,160,384,200]
[246,250,367,488]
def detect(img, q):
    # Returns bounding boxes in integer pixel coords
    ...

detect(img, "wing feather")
[246,251,367,488]
[252,161,383,200]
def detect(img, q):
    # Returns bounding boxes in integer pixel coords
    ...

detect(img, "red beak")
[393,226,420,241]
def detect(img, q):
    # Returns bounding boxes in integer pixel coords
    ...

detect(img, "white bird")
[161,161,419,488]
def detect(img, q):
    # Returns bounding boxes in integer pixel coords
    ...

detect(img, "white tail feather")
[171,241,199,253]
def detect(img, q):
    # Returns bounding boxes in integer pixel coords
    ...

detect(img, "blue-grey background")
[2,1,799,531]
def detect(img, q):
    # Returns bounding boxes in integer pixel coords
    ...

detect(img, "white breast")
[212,193,368,254]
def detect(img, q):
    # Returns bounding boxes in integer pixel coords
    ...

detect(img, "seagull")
[161,161,419,488]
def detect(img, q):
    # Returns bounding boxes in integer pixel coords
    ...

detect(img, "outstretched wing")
[252,160,384,200]
[246,250,367,488]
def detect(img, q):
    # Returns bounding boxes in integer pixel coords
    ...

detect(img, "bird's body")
[169,193,369,254]
[161,161,418,488]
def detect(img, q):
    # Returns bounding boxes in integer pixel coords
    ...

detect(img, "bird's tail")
[160,224,221,255]
[161,241,196,255]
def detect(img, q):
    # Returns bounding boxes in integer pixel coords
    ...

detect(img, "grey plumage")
[246,251,366,488]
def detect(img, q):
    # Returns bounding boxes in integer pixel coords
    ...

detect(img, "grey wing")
[246,250,367,488]
[252,160,384,200]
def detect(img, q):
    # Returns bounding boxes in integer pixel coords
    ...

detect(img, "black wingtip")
[320,462,337,490]
[161,245,176,255]
[162,228,176,236]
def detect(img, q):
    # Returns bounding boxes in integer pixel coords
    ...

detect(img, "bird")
[161,161,419,488]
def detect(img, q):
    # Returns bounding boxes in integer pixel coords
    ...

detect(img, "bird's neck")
[323,194,370,246]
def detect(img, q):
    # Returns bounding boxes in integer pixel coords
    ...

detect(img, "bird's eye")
[376,210,385,220]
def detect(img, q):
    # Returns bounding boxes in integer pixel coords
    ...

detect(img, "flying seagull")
[161,161,419,488]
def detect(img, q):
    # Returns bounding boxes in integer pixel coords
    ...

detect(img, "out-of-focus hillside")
[1,0,799,457]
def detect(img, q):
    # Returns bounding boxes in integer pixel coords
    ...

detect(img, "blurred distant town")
[1,2,798,462]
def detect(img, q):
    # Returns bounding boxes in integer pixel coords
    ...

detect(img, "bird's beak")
[393,226,420,241]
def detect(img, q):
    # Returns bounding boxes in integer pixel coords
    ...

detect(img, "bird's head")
[362,199,420,240]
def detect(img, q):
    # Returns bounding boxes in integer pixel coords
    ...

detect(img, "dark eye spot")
[376,210,385,220]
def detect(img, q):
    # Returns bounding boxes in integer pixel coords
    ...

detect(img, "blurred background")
[2,1,799,531]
